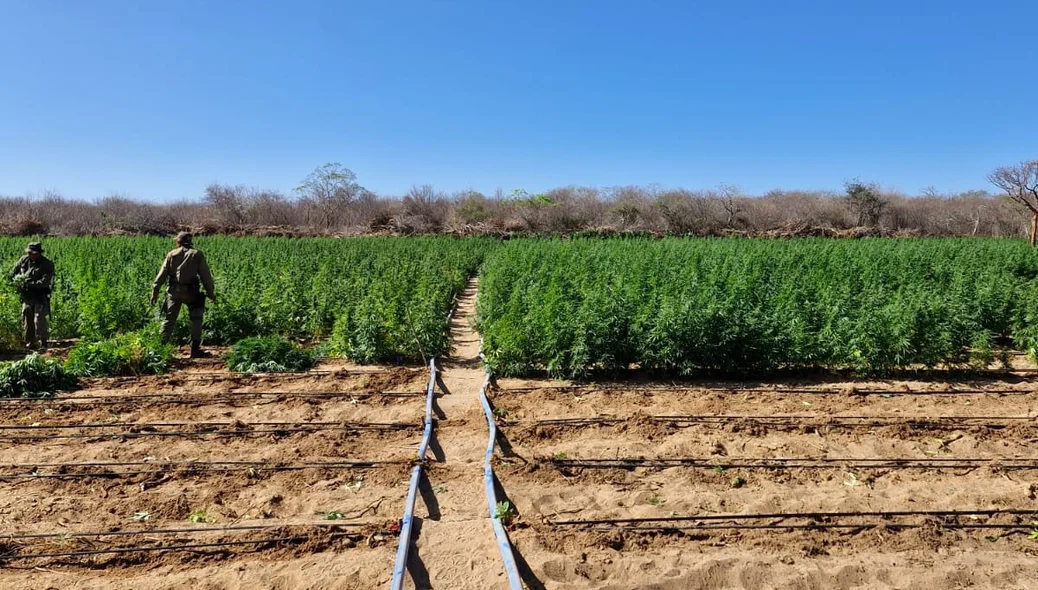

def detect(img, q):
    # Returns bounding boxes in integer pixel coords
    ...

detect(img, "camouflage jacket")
[10,255,55,302]
[153,247,215,303]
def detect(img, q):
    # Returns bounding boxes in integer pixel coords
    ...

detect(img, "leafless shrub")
[394,185,449,234]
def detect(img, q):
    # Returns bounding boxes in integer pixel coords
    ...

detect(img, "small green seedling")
[320,510,345,521]
[1029,529,1038,541]
[494,501,516,526]
[433,486,448,494]
[132,511,151,522]
[188,510,217,524]
[712,465,726,475]
[731,477,746,489]
[345,476,364,492]
[492,407,509,418]
[648,496,666,507]
[553,452,568,461]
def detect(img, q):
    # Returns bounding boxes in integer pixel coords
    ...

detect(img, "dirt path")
[406,278,512,589]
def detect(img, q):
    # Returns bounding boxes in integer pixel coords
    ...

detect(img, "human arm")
[151,255,170,305]
[197,252,216,302]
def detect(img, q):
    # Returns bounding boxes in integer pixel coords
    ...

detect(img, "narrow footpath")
[406,278,512,589]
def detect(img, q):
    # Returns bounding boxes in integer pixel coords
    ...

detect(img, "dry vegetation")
[2,162,1031,238]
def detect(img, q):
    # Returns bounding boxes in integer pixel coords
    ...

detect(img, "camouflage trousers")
[160,295,205,344]
[21,299,50,348]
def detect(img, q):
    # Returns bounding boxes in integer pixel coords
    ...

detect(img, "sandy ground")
[0,363,429,589]
[8,302,1038,588]
[489,380,1038,589]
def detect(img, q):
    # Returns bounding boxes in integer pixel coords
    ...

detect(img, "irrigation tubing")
[0,459,405,480]
[495,385,1038,396]
[2,535,349,561]
[524,415,1038,429]
[2,522,369,541]
[0,390,425,406]
[478,347,523,590]
[548,457,1038,470]
[0,421,417,442]
[390,357,437,590]
[1,524,377,561]
[549,508,1038,532]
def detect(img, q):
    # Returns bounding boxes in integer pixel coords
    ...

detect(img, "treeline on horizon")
[0,163,1029,238]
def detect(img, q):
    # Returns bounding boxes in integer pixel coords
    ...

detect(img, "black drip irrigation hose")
[100,368,420,380]
[0,522,380,561]
[546,457,1038,470]
[0,459,407,480]
[2,522,370,541]
[524,415,1038,429]
[0,421,418,441]
[494,385,1038,396]
[549,508,1038,532]
[0,390,427,406]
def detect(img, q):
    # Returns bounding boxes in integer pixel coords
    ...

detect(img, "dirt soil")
[489,378,1038,589]
[9,317,1038,588]
[0,363,429,589]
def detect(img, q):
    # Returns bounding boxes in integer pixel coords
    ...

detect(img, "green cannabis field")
[477,237,1038,377]
[0,236,490,362]
[3,235,1038,376]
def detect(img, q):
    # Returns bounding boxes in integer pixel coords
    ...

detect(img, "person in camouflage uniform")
[9,242,55,351]
[150,232,216,358]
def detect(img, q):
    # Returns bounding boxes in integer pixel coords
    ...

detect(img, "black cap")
[176,232,193,246]
[25,242,43,254]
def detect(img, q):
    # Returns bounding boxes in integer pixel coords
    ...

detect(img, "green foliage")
[478,237,1036,378]
[65,328,174,377]
[0,353,79,398]
[226,336,315,373]
[187,510,217,524]
[0,236,494,361]
[494,501,516,526]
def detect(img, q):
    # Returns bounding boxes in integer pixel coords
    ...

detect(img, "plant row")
[477,237,1038,377]
[0,236,493,363]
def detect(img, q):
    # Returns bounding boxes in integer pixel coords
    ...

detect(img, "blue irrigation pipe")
[390,357,437,590]
[478,349,524,590]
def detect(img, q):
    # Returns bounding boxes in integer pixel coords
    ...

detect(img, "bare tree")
[717,183,743,228]
[204,184,249,228]
[294,163,369,231]
[988,160,1038,246]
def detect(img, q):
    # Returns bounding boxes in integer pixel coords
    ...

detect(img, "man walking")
[151,232,216,358]
[10,242,54,352]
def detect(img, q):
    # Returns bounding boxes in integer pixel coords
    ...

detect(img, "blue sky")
[1,0,1035,201]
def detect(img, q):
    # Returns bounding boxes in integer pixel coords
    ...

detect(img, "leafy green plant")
[648,496,666,506]
[494,501,516,526]
[0,236,495,357]
[65,328,173,377]
[188,510,217,524]
[0,353,79,398]
[731,477,746,489]
[316,510,345,521]
[477,238,1032,377]
[225,336,315,373]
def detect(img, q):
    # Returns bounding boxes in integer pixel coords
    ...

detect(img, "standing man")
[10,242,54,352]
[151,232,216,358]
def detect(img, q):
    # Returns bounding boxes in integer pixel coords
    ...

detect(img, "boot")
[189,340,208,358]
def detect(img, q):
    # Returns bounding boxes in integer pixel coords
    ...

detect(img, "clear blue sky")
[1,0,1035,201]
